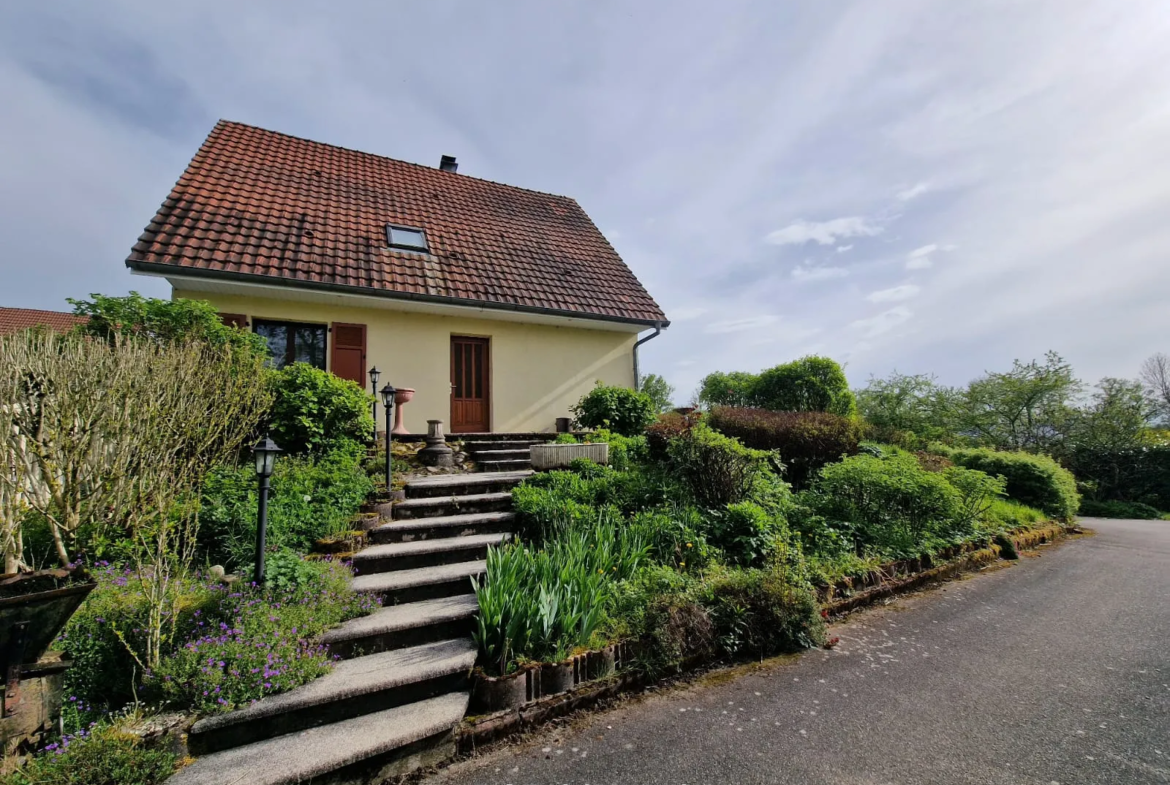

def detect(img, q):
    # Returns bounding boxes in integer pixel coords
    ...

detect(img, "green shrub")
[268,363,374,454]
[645,410,700,458]
[803,454,989,558]
[605,566,713,677]
[707,501,787,567]
[750,356,857,417]
[983,498,1048,530]
[707,407,861,488]
[702,566,826,657]
[577,428,648,471]
[69,291,267,357]
[1078,499,1162,519]
[4,718,178,785]
[571,382,655,437]
[628,507,714,570]
[697,371,758,409]
[147,560,377,712]
[199,444,373,569]
[1065,445,1170,511]
[666,423,777,508]
[945,447,1080,520]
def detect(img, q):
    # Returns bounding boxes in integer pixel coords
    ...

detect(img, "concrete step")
[461,440,543,453]
[477,459,532,473]
[371,511,516,543]
[352,560,485,605]
[187,638,476,755]
[168,692,468,785]
[404,470,532,499]
[352,533,510,574]
[321,595,479,658]
[393,492,513,520]
[450,432,557,443]
[468,448,531,461]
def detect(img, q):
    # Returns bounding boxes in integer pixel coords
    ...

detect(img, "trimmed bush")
[666,423,777,508]
[703,566,826,657]
[707,501,787,567]
[199,443,374,570]
[268,363,374,455]
[707,407,861,488]
[802,454,1002,558]
[1078,499,1162,519]
[571,382,656,437]
[945,447,1079,520]
[645,410,700,458]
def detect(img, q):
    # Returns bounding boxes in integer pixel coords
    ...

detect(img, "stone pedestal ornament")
[418,419,454,468]
[391,388,415,435]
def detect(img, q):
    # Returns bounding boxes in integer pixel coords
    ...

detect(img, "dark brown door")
[451,336,490,433]
[330,322,366,385]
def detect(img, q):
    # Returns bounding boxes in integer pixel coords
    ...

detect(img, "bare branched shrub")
[0,330,271,667]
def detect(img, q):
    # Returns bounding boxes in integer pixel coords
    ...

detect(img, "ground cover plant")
[0,715,179,785]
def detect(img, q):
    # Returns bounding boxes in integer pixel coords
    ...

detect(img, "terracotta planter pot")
[393,388,416,405]
[471,669,528,712]
[313,532,366,554]
[540,660,576,696]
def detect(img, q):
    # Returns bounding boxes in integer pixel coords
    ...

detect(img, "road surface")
[425,519,1170,785]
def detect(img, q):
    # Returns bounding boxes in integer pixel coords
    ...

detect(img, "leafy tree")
[639,373,676,414]
[855,372,961,440]
[1066,377,1152,453]
[1140,352,1170,424]
[751,356,857,417]
[959,352,1080,452]
[697,371,757,408]
[69,291,267,355]
[268,363,375,454]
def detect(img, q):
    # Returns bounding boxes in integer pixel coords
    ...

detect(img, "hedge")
[945,447,1079,520]
[707,407,860,488]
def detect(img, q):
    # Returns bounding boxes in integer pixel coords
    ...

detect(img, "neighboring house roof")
[126,121,669,327]
[0,307,86,334]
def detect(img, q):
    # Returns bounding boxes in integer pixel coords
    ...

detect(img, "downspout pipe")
[633,322,665,390]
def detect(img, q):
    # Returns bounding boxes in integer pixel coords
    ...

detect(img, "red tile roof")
[0,308,86,334]
[126,121,668,326]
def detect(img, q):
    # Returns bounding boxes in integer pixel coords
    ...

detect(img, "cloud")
[896,182,930,202]
[905,243,937,270]
[851,306,914,338]
[669,305,708,321]
[704,314,780,334]
[792,262,849,282]
[836,244,854,253]
[866,284,921,303]
[764,217,881,247]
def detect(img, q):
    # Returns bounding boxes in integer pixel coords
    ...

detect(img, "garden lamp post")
[252,435,282,586]
[368,366,381,438]
[379,384,396,490]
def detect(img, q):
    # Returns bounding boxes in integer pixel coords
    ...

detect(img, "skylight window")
[387,224,428,251]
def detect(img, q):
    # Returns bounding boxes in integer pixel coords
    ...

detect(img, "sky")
[2,0,1168,402]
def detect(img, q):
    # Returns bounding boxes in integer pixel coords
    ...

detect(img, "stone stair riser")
[361,576,480,606]
[327,618,475,660]
[372,520,513,544]
[477,459,532,472]
[353,543,497,574]
[460,440,543,453]
[405,480,526,500]
[188,671,469,756]
[393,495,513,519]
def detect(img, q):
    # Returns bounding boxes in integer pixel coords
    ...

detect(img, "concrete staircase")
[457,433,557,472]
[169,470,532,785]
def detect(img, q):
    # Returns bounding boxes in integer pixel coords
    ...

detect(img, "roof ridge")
[214,119,583,204]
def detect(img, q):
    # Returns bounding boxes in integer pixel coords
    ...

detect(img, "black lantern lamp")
[368,366,381,437]
[252,435,282,586]
[379,384,396,490]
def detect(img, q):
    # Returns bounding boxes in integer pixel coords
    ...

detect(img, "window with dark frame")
[252,319,327,370]
[386,224,429,251]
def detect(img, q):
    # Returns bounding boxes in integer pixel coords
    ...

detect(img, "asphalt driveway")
[425,519,1170,785]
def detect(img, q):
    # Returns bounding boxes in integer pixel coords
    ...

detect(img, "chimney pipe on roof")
[439,155,458,173]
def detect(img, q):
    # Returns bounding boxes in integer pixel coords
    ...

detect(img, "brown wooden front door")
[451,336,490,433]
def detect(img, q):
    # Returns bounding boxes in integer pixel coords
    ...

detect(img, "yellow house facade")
[126,122,668,434]
[166,279,641,434]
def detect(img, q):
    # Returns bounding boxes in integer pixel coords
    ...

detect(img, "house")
[125,121,668,434]
[0,308,86,334]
